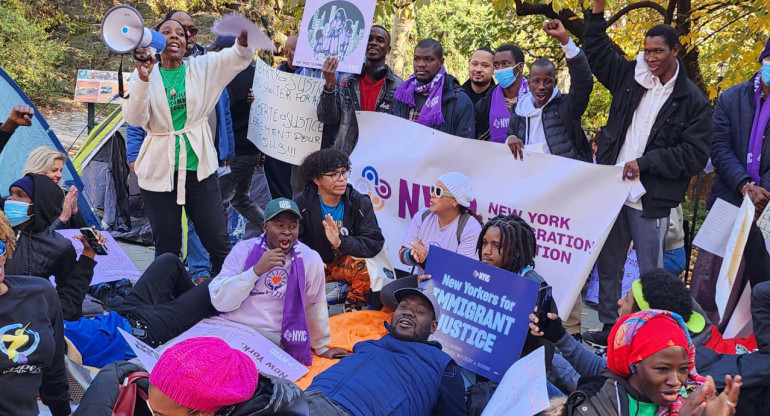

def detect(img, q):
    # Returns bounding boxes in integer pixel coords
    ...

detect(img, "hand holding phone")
[535,285,553,329]
[80,227,108,256]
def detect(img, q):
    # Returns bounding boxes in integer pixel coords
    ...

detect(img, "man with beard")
[462,47,496,106]
[317,25,403,155]
[209,198,347,363]
[391,39,475,138]
[305,286,465,416]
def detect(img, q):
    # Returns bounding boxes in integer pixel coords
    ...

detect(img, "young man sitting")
[209,197,345,363]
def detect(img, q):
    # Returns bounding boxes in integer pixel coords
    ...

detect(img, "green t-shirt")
[628,394,659,416]
[159,63,199,171]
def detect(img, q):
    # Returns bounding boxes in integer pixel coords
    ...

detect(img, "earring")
[630,363,637,374]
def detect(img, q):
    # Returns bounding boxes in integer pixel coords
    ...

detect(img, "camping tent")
[0,66,100,229]
[72,105,154,244]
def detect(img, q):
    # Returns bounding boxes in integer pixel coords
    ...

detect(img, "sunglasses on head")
[430,185,454,199]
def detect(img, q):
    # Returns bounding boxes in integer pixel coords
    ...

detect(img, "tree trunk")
[675,0,707,94]
[388,1,415,79]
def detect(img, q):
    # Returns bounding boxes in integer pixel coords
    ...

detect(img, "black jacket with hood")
[391,73,476,139]
[294,183,385,264]
[6,174,95,321]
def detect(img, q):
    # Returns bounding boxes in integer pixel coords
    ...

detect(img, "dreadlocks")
[476,214,537,273]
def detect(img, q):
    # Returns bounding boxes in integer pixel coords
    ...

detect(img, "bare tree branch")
[608,1,669,25]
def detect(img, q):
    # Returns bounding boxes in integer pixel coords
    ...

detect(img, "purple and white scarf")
[395,67,447,127]
[244,234,313,366]
[748,73,770,183]
[488,78,530,142]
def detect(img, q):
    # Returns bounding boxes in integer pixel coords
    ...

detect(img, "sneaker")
[326,283,348,304]
[570,333,583,343]
[582,329,610,348]
[88,283,125,310]
[112,278,133,298]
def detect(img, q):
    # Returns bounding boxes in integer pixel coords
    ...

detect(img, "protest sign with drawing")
[120,317,309,381]
[481,346,549,416]
[422,248,540,382]
[247,59,324,165]
[350,112,634,318]
[294,0,377,74]
[55,229,141,285]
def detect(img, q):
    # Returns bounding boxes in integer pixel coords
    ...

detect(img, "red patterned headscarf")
[607,309,706,416]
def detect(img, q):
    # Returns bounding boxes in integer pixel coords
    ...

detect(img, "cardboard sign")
[294,0,376,74]
[481,346,550,416]
[247,59,324,165]
[55,229,141,285]
[423,248,540,382]
[73,69,130,104]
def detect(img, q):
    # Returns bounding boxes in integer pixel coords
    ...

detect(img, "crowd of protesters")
[2,0,769,414]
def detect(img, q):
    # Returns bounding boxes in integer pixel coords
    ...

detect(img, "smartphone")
[535,285,553,326]
[80,227,108,255]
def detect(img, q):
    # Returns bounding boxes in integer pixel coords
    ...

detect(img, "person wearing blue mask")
[703,38,770,321]
[473,44,526,142]
[506,19,593,162]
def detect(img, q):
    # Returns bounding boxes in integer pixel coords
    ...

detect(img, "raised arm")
[582,0,634,94]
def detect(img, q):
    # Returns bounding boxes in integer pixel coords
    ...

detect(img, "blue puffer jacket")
[307,333,453,416]
[708,76,770,209]
[126,89,234,163]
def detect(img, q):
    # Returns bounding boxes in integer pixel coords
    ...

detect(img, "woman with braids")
[399,172,482,274]
[294,149,385,311]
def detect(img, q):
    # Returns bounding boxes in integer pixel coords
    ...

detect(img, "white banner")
[247,59,324,165]
[350,112,633,317]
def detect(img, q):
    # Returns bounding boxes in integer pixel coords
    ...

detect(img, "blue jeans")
[187,219,211,279]
[663,246,686,276]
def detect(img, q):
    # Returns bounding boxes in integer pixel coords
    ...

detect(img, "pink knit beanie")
[149,337,259,412]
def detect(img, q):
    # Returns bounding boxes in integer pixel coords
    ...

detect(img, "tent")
[0,66,100,228]
[72,105,153,244]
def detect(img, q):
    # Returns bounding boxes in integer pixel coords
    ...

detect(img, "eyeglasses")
[185,26,199,36]
[0,240,5,257]
[322,170,351,182]
[430,185,454,199]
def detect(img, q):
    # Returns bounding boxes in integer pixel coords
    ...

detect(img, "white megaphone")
[101,5,165,61]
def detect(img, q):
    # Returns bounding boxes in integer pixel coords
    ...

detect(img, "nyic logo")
[472,270,490,282]
[354,166,392,211]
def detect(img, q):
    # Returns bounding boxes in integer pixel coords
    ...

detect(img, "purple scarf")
[395,67,447,127]
[488,78,530,142]
[748,73,770,183]
[244,234,313,366]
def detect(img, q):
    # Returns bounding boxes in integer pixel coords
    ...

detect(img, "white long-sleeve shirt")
[209,238,330,354]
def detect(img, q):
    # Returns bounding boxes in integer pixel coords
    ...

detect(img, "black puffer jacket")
[217,374,309,416]
[583,12,712,218]
[73,361,150,416]
[294,183,384,264]
[507,50,593,162]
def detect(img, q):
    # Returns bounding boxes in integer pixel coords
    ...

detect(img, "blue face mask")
[762,61,770,86]
[3,200,32,227]
[494,63,523,89]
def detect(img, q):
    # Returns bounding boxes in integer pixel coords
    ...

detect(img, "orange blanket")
[295,309,392,390]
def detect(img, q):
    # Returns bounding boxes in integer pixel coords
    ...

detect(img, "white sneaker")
[326,283,348,304]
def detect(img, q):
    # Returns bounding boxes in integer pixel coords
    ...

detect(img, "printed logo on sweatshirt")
[0,323,40,365]
[250,267,289,299]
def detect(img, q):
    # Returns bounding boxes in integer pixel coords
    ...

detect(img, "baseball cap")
[394,286,441,321]
[206,35,236,51]
[263,198,302,222]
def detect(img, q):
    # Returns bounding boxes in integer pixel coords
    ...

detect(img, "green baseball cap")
[263,198,302,222]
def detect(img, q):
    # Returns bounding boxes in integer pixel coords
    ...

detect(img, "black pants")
[264,156,294,199]
[117,253,215,347]
[141,171,231,276]
[220,154,265,226]
[744,223,770,288]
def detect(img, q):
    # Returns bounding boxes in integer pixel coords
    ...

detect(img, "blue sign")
[423,247,540,382]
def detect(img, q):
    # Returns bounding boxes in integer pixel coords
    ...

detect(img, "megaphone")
[101,5,165,61]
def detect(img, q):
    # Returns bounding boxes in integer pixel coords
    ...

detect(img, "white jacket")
[123,43,255,204]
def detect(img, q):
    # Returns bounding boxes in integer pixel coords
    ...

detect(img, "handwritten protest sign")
[351,112,633,317]
[55,229,141,285]
[247,59,324,165]
[586,250,639,304]
[294,0,377,73]
[481,346,549,416]
[120,317,308,381]
[423,248,539,382]
[161,317,309,381]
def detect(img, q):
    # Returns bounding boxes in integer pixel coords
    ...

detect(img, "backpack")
[421,209,471,246]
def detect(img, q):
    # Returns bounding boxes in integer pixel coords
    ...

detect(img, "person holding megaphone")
[123,17,256,277]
